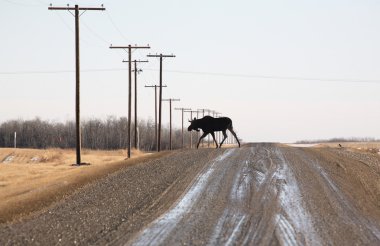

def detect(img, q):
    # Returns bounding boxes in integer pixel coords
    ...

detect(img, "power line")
[81,18,110,45]
[148,69,380,84]
[3,0,41,7]
[1,68,380,84]
[105,11,129,43]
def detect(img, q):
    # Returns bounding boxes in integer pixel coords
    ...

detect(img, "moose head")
[188,118,200,132]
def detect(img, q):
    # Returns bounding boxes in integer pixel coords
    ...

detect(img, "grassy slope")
[0,148,168,223]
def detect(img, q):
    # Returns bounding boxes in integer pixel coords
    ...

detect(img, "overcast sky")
[1,0,380,143]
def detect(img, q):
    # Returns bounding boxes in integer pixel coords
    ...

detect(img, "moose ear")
[193,117,196,121]
[188,119,192,123]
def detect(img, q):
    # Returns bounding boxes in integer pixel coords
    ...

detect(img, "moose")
[188,116,241,149]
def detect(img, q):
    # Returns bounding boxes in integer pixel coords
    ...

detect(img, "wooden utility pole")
[184,110,198,148]
[110,45,150,158]
[162,98,180,150]
[206,109,213,147]
[147,54,175,152]
[123,60,148,149]
[175,107,191,148]
[48,4,105,165]
[215,112,222,144]
[145,84,167,150]
[197,108,209,148]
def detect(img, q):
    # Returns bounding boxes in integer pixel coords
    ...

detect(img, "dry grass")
[318,142,380,153]
[0,148,165,223]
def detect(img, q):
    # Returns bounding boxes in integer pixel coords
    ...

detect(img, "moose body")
[188,116,240,149]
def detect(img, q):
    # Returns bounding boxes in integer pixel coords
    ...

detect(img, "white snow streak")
[276,149,322,246]
[129,149,235,246]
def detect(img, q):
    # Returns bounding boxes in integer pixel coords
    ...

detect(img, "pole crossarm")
[48,6,106,11]
[162,99,180,102]
[184,110,199,115]
[110,45,150,50]
[123,60,149,63]
[147,54,176,58]
[145,85,167,88]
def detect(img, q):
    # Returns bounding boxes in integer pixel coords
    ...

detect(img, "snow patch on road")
[130,149,235,246]
[285,144,318,148]
[276,149,322,246]
[275,214,298,246]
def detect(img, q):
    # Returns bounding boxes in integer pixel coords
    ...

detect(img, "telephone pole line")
[175,107,191,148]
[110,45,150,158]
[147,53,175,152]
[145,84,167,150]
[162,98,180,150]
[123,59,148,150]
[48,4,105,165]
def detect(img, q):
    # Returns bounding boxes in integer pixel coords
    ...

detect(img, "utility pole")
[215,112,222,144]
[147,53,175,152]
[175,107,191,148]
[195,110,202,144]
[110,45,150,158]
[197,108,209,148]
[211,110,221,147]
[123,59,148,150]
[206,109,214,147]
[48,4,105,165]
[162,98,180,150]
[145,84,167,150]
[184,110,198,148]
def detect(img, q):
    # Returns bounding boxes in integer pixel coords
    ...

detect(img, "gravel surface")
[0,148,222,245]
[1,143,380,245]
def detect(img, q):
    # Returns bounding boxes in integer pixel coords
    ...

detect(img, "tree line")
[0,117,190,151]
[296,137,380,144]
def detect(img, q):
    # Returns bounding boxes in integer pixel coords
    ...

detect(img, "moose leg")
[219,130,228,148]
[228,127,241,147]
[197,132,208,149]
[210,132,218,148]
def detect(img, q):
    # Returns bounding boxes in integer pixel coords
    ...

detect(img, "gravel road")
[1,143,379,245]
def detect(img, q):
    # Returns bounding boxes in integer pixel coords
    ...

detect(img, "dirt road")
[1,144,379,245]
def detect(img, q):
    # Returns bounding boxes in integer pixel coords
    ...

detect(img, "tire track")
[210,145,319,246]
[128,149,235,246]
[130,144,319,245]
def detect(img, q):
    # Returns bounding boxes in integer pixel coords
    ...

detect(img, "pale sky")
[1,0,380,143]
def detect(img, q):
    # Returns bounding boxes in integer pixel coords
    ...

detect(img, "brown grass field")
[317,141,380,154]
[0,148,168,223]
